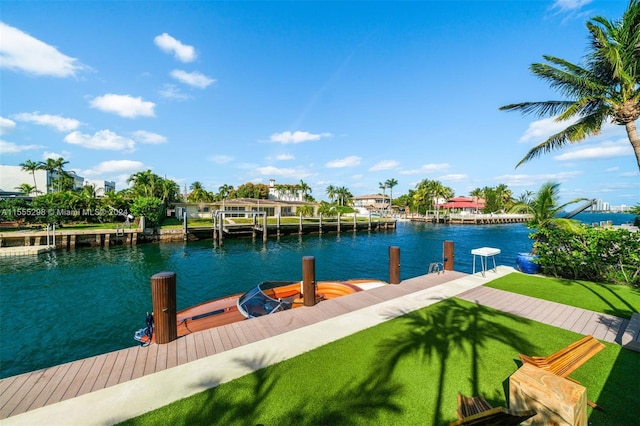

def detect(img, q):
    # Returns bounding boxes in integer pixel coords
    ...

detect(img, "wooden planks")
[0,272,627,421]
[457,287,627,344]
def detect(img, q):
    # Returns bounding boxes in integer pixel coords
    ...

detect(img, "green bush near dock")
[120,298,639,426]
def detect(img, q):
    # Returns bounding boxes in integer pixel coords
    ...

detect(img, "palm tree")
[500,1,640,169]
[385,178,398,208]
[218,184,234,201]
[15,183,36,196]
[127,170,159,198]
[326,185,336,203]
[19,160,42,195]
[188,181,212,203]
[509,182,585,249]
[41,158,59,193]
[298,180,312,201]
[334,186,352,207]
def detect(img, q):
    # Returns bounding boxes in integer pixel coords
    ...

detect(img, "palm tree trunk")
[626,121,640,170]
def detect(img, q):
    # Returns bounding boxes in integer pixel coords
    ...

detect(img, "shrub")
[130,197,163,227]
[534,226,640,286]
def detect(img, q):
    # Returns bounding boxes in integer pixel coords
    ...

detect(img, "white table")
[471,247,501,277]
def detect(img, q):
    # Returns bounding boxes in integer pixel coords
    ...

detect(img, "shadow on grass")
[567,279,639,319]
[588,347,640,425]
[123,352,404,425]
[372,298,538,425]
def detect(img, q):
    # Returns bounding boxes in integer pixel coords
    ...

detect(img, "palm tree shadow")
[372,298,538,425]
[167,351,404,425]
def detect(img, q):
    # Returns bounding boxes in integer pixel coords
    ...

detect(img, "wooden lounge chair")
[518,335,605,409]
[518,335,604,378]
[450,394,536,426]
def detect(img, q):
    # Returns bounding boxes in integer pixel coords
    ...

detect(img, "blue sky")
[1,1,638,207]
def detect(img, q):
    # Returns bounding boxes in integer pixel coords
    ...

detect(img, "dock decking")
[1,267,633,424]
[0,270,466,420]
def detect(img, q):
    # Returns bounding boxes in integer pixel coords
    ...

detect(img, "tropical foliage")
[412,179,454,214]
[500,1,640,169]
[509,182,583,229]
[535,226,640,285]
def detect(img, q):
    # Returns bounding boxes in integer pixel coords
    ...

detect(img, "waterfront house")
[351,194,390,214]
[174,198,318,220]
[439,196,486,214]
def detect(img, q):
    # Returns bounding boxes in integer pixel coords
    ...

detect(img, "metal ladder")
[428,262,444,274]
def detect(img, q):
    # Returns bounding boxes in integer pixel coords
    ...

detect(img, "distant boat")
[134,279,387,344]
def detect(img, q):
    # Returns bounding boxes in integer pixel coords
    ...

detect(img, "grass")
[486,273,640,319]
[120,298,639,426]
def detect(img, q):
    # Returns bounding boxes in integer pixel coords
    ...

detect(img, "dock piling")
[302,256,316,306]
[151,271,177,344]
[443,240,454,271]
[389,246,400,284]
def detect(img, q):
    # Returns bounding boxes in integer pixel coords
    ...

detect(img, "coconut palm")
[298,180,312,201]
[385,178,398,207]
[509,182,585,247]
[334,186,352,207]
[188,181,212,203]
[19,160,42,195]
[15,183,36,196]
[500,1,640,169]
[326,185,336,203]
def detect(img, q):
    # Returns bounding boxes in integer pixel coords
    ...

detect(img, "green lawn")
[120,298,639,426]
[486,273,640,319]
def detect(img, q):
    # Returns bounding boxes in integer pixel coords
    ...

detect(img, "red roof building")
[439,196,485,212]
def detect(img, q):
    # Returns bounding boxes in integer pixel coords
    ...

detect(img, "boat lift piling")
[302,256,316,306]
[151,271,178,344]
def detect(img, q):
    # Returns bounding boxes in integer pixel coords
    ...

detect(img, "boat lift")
[563,199,597,219]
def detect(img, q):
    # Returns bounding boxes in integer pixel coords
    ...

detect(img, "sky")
[1,0,638,207]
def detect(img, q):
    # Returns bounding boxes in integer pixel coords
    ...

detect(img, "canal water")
[0,212,634,379]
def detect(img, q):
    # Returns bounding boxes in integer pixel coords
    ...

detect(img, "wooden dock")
[407,213,531,225]
[1,268,633,422]
[0,271,463,420]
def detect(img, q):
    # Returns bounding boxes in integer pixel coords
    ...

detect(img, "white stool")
[471,247,500,277]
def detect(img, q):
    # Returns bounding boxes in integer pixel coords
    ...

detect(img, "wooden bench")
[450,394,536,426]
[518,335,605,409]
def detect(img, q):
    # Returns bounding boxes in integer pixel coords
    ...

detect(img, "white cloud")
[132,130,167,144]
[154,33,196,63]
[551,0,592,12]
[90,94,155,118]
[255,166,312,178]
[553,139,633,161]
[209,155,234,164]
[325,156,361,168]
[82,160,146,176]
[170,70,215,89]
[12,112,80,132]
[270,131,332,144]
[42,151,69,161]
[158,83,190,100]
[0,139,42,154]
[494,171,582,188]
[400,163,450,175]
[64,130,135,151]
[518,117,576,143]
[275,153,294,160]
[0,116,16,135]
[439,174,467,182]
[369,160,399,172]
[0,22,85,77]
